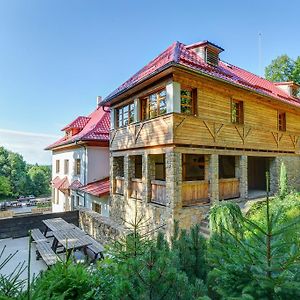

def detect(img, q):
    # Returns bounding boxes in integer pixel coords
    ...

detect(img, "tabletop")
[43,218,76,232]
[52,228,92,250]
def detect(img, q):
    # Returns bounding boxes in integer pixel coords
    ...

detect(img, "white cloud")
[0,128,60,165]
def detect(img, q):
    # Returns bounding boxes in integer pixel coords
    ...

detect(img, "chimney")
[96,96,102,107]
[186,40,224,66]
[274,82,300,98]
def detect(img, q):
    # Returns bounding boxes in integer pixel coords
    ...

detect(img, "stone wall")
[270,156,300,194]
[78,208,127,245]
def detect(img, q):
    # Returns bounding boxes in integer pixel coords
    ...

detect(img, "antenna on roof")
[258,32,263,77]
[97,96,102,107]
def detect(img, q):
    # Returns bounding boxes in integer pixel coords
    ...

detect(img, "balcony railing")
[130,178,143,200]
[219,178,240,200]
[114,176,125,195]
[151,180,167,206]
[182,180,209,206]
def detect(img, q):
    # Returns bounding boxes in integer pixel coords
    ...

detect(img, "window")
[141,90,167,120]
[56,189,59,204]
[64,159,69,175]
[219,156,236,179]
[76,196,80,207]
[231,100,244,124]
[134,155,142,179]
[75,159,81,175]
[116,102,135,128]
[181,88,196,115]
[55,160,60,173]
[182,154,205,181]
[278,111,286,131]
[92,202,102,214]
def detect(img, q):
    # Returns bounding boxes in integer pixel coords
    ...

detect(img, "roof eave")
[100,62,176,106]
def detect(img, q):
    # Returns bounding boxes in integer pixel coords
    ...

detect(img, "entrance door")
[248,157,269,191]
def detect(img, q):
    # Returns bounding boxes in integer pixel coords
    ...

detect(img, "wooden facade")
[109,64,300,225]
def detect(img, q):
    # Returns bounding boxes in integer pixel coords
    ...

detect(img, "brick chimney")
[186,40,224,66]
[97,96,102,107]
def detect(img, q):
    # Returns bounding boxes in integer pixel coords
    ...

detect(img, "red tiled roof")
[61,116,91,131]
[78,177,109,197]
[103,41,300,108]
[69,180,83,190]
[52,176,70,190]
[46,106,110,150]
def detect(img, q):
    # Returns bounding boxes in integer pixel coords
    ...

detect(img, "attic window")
[292,87,299,98]
[278,111,286,131]
[205,48,219,66]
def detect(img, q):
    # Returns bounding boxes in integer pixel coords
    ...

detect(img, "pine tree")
[208,172,300,299]
[279,162,288,200]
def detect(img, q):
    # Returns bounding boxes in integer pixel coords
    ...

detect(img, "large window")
[181,88,196,115]
[116,102,135,128]
[278,111,286,131]
[182,154,205,181]
[75,159,81,175]
[142,90,167,120]
[64,159,69,175]
[154,154,165,181]
[231,100,244,124]
[56,160,60,173]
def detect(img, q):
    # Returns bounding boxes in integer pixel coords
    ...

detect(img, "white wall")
[51,146,110,213]
[87,147,110,182]
[85,194,110,217]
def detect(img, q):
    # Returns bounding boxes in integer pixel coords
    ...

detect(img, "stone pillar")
[208,154,219,202]
[165,152,182,209]
[166,81,181,113]
[110,154,117,195]
[125,155,135,199]
[142,153,155,202]
[270,157,280,195]
[238,155,248,199]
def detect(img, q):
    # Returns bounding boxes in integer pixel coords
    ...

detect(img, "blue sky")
[0,0,299,164]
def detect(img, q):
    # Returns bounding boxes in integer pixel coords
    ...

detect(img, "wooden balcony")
[114,176,124,195]
[151,180,167,206]
[219,178,240,200]
[182,180,209,206]
[130,178,143,200]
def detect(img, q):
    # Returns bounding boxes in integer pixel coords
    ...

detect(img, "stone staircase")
[199,216,210,239]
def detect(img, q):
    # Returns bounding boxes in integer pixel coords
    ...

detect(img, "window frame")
[231,99,244,125]
[64,159,69,175]
[141,89,167,121]
[116,102,135,128]
[278,111,286,131]
[56,160,60,173]
[75,159,81,175]
[180,87,197,115]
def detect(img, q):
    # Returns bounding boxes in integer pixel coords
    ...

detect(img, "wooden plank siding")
[219,178,240,200]
[110,70,300,153]
[182,181,209,206]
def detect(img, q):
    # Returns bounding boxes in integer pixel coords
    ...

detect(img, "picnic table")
[51,228,93,259]
[42,217,76,236]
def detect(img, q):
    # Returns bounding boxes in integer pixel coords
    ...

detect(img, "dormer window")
[141,89,167,120]
[116,102,135,128]
[205,48,219,66]
[278,111,286,131]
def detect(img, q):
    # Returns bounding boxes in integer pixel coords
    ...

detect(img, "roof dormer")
[274,82,300,98]
[186,40,224,66]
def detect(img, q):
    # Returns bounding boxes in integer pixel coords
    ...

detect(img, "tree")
[208,174,300,299]
[265,54,300,98]
[279,162,288,199]
[0,176,11,198]
[28,166,51,196]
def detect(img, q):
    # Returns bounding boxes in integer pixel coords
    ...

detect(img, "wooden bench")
[87,240,104,261]
[36,241,59,267]
[30,228,48,243]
